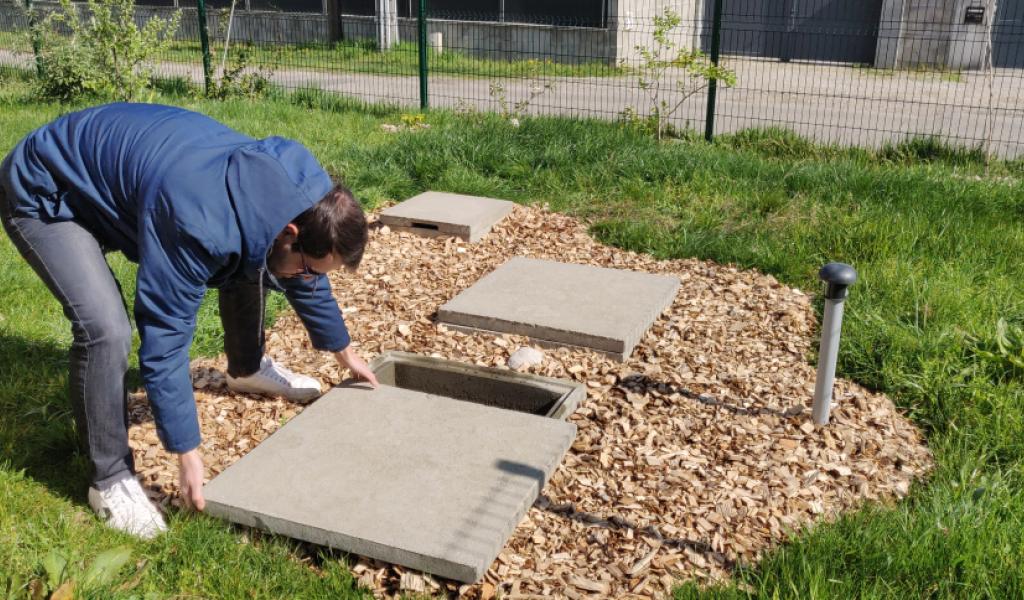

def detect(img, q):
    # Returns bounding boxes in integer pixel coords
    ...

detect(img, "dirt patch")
[128,204,932,598]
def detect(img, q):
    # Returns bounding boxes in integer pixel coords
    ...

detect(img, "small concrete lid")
[379,191,515,242]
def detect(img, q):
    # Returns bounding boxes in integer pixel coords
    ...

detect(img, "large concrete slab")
[203,383,576,582]
[438,257,681,361]
[379,191,515,242]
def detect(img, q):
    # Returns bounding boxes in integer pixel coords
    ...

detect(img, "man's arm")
[276,272,350,350]
[135,210,223,510]
[276,273,378,387]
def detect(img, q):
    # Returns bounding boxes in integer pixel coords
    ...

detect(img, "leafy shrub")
[204,5,273,100]
[208,48,273,100]
[488,59,554,125]
[31,0,179,102]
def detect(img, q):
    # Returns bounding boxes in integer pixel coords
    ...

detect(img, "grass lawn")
[853,64,965,83]
[1,72,1023,598]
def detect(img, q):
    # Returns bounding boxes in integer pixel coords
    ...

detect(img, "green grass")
[1,74,1023,597]
[0,28,626,78]
[854,63,965,83]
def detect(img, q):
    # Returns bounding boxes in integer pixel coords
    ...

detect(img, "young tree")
[629,9,736,139]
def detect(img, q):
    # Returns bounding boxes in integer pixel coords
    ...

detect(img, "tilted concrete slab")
[379,191,515,242]
[438,257,681,361]
[203,383,576,583]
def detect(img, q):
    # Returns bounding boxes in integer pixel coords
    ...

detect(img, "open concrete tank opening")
[370,351,584,419]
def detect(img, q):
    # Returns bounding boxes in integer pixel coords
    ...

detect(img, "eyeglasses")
[298,250,324,284]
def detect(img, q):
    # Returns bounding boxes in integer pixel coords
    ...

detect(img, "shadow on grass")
[0,333,144,501]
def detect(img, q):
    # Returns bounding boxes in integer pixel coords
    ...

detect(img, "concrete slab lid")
[438,257,681,360]
[379,191,515,242]
[203,383,576,583]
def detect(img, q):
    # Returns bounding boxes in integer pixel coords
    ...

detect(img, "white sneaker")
[226,357,322,402]
[88,476,168,540]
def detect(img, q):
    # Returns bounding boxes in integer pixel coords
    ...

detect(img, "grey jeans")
[1,187,265,490]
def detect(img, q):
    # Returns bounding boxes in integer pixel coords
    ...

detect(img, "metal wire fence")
[2,0,1022,158]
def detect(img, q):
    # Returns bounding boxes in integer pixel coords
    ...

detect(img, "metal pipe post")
[703,0,723,142]
[196,0,213,95]
[326,0,342,43]
[417,0,428,109]
[24,0,42,77]
[811,262,857,425]
[376,0,398,50]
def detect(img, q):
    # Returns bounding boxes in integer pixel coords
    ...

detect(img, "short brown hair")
[293,184,368,270]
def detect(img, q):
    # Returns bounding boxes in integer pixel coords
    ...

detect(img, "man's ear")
[276,223,299,243]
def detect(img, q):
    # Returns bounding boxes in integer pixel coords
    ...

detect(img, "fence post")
[326,0,341,42]
[704,0,723,142]
[780,0,796,62]
[196,0,213,94]
[23,0,42,77]
[417,0,428,109]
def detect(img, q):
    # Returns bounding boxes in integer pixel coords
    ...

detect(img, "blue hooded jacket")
[1,103,352,453]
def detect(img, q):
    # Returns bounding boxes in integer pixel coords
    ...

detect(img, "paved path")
[4,49,1021,157]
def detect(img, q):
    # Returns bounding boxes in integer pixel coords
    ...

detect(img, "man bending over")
[1,103,378,538]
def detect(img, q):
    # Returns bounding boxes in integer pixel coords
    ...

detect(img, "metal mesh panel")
[248,0,325,13]
[340,0,374,17]
[1,0,1021,158]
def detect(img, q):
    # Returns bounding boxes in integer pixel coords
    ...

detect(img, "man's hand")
[333,345,379,388]
[178,448,206,511]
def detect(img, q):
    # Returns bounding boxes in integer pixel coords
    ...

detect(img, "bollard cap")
[819,262,857,286]
[819,262,856,300]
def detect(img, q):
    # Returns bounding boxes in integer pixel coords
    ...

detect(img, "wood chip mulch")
[127,204,933,599]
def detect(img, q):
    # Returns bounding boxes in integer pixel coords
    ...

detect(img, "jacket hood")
[225,136,334,273]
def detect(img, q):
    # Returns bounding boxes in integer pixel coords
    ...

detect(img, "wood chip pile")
[128,205,933,599]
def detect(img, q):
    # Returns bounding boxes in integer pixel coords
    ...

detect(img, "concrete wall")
[342,0,706,65]
[875,0,906,68]
[945,0,992,69]
[135,7,330,43]
[608,0,702,65]
[875,0,994,69]
[342,15,615,64]
[901,0,954,66]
